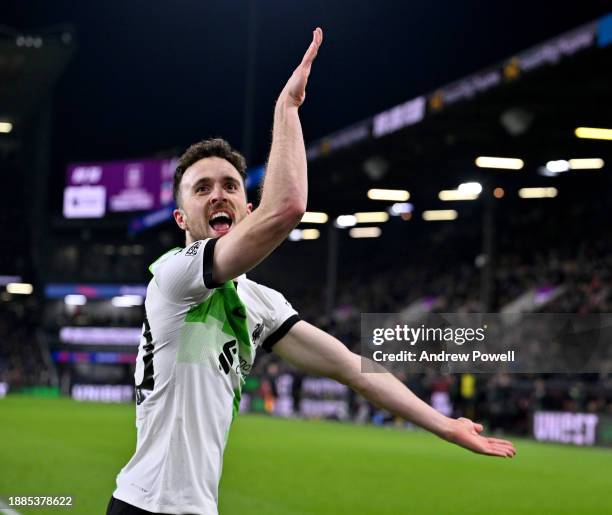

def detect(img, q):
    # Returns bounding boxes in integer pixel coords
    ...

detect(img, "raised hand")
[446,417,516,458]
[281,27,323,107]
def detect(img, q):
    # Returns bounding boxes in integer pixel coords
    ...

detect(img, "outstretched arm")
[273,321,516,458]
[213,28,323,283]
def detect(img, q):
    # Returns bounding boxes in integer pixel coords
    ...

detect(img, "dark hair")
[173,138,247,207]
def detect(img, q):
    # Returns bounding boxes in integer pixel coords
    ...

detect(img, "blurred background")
[1,3,612,509]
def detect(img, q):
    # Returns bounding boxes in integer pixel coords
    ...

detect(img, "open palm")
[448,417,516,458]
[282,27,323,107]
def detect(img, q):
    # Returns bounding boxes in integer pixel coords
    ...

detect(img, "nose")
[210,183,228,204]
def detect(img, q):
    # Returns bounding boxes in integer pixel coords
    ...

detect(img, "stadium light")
[349,227,381,238]
[546,160,570,173]
[354,212,389,223]
[301,211,329,224]
[65,294,87,306]
[0,122,13,134]
[438,190,478,201]
[335,215,357,228]
[6,283,33,295]
[301,229,320,240]
[388,203,413,216]
[568,158,604,170]
[545,159,604,172]
[289,228,320,241]
[422,210,458,221]
[575,127,612,140]
[475,156,524,170]
[289,229,302,241]
[518,187,558,199]
[112,295,144,308]
[367,188,410,201]
[458,182,482,195]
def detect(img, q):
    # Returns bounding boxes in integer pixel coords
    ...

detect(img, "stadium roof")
[304,14,612,215]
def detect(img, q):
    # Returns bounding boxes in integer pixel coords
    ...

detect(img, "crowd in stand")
[253,231,612,434]
[0,298,50,388]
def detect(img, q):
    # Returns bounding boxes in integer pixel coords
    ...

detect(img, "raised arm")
[212,28,323,283]
[274,321,516,458]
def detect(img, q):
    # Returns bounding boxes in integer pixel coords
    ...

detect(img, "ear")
[173,208,188,231]
[246,202,254,214]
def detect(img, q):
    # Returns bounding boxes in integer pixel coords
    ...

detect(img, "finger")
[490,441,516,455]
[478,437,515,456]
[487,437,515,447]
[491,443,516,457]
[312,27,323,50]
[463,419,483,435]
[487,446,514,458]
[481,446,508,458]
[301,27,323,67]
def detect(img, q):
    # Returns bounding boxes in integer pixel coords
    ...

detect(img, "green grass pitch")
[1,396,611,514]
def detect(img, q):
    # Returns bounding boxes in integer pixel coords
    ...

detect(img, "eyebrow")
[191,175,241,189]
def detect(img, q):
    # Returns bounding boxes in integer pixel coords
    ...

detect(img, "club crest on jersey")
[218,339,238,374]
[251,323,264,343]
[185,241,202,256]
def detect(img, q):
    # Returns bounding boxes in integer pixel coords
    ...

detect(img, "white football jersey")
[113,239,298,514]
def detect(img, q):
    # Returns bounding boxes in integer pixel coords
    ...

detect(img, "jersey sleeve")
[153,238,222,304]
[257,285,300,352]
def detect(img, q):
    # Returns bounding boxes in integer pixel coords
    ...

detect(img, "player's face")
[174,157,252,242]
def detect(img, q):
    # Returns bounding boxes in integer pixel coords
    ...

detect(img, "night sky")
[3,1,609,175]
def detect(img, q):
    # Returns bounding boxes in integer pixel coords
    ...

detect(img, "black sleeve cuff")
[262,314,301,352]
[203,238,224,289]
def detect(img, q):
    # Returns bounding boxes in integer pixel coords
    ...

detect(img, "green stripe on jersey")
[183,281,253,375]
[185,282,251,354]
[183,281,251,444]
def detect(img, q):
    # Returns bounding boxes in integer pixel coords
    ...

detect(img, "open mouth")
[208,210,233,235]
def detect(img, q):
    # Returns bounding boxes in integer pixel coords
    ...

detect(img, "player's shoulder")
[237,276,290,308]
[148,246,183,274]
[238,276,281,296]
[148,239,214,274]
